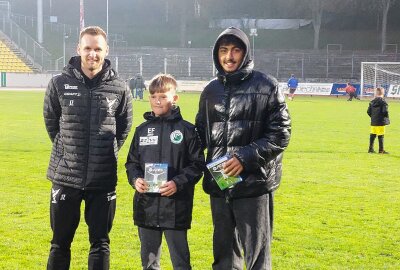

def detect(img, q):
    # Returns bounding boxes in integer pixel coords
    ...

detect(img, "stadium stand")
[0,38,33,73]
[108,46,399,82]
[2,9,399,82]
[109,47,214,81]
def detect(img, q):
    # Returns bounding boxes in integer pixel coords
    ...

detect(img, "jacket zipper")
[156,119,164,227]
[223,76,230,156]
[83,88,92,189]
[205,99,211,151]
[223,76,231,200]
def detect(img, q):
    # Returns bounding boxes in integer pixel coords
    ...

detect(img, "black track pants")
[47,183,116,270]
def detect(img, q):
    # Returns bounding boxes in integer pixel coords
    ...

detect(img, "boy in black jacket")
[125,74,204,270]
[367,87,390,154]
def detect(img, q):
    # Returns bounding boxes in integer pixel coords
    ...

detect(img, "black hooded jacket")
[125,107,205,229]
[367,97,390,126]
[43,56,133,190]
[195,27,291,199]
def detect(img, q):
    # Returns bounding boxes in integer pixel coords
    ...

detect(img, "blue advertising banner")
[362,84,391,97]
[362,84,375,97]
[331,83,361,96]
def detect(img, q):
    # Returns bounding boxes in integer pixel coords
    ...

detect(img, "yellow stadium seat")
[0,40,33,73]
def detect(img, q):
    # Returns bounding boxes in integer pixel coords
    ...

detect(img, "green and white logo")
[170,130,183,144]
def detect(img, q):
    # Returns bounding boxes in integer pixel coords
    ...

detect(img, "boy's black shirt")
[125,106,205,229]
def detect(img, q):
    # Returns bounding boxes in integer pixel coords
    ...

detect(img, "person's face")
[77,34,109,77]
[218,43,244,73]
[149,90,178,117]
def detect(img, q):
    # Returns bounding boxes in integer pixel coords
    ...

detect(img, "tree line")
[8,0,400,50]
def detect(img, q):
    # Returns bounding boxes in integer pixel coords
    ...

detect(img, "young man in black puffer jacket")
[43,26,132,270]
[195,27,291,270]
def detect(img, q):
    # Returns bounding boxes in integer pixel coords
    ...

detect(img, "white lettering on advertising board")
[387,85,400,98]
[279,83,332,96]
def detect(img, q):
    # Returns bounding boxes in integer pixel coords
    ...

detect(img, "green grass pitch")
[0,91,399,269]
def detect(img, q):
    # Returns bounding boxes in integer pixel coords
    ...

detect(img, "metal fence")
[108,53,214,81]
[108,47,400,82]
[1,12,52,71]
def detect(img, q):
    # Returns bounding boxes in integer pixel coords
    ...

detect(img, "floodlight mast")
[249,28,257,60]
[80,0,84,30]
[37,0,43,43]
[63,33,69,67]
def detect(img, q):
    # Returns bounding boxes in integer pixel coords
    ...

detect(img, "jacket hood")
[143,106,183,122]
[212,27,254,81]
[371,97,386,107]
[63,56,117,82]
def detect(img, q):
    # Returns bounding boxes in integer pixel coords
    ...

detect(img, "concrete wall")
[0,72,56,88]
[0,72,209,92]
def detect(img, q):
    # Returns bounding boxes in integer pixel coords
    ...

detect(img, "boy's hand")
[160,181,177,197]
[223,156,243,177]
[134,178,148,193]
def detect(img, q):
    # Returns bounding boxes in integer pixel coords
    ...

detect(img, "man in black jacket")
[195,27,291,270]
[43,26,132,270]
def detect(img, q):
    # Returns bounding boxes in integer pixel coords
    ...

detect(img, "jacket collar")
[217,60,254,84]
[143,106,183,122]
[63,56,117,84]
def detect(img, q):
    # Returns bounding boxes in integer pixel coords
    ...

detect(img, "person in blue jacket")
[287,74,299,100]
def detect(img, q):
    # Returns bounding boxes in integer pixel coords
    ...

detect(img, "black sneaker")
[368,149,375,153]
[379,150,389,154]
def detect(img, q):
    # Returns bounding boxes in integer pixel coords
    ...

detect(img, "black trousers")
[138,227,191,270]
[47,183,116,270]
[348,92,359,100]
[210,193,272,270]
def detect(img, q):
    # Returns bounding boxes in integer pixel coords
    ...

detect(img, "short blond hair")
[148,73,178,94]
[375,87,385,97]
[79,26,107,42]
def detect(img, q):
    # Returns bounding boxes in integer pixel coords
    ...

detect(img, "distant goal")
[361,62,400,98]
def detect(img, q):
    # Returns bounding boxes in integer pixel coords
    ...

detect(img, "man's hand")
[134,178,148,193]
[223,156,243,177]
[160,181,177,197]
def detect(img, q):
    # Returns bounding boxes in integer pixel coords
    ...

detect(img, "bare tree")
[179,5,187,48]
[299,0,359,49]
[309,0,324,50]
[352,0,398,52]
[167,0,197,48]
[378,0,397,52]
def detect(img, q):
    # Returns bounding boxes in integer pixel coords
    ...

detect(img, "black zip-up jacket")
[125,107,205,229]
[367,97,390,126]
[195,27,291,199]
[43,56,133,190]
